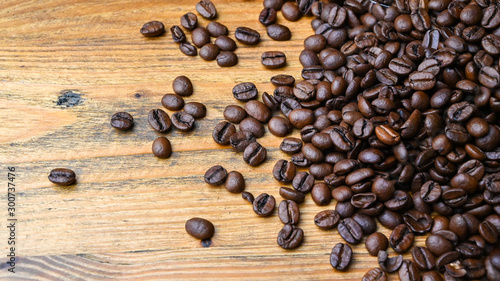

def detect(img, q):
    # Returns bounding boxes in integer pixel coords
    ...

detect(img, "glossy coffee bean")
[196,0,217,19]
[241,191,254,204]
[185,217,214,240]
[148,109,172,133]
[239,117,265,138]
[311,182,331,206]
[277,224,303,249]
[212,121,236,145]
[199,43,220,61]
[412,246,436,271]
[229,131,255,152]
[338,218,363,244]
[48,168,76,186]
[216,51,238,67]
[244,100,271,123]
[278,200,300,225]
[243,142,267,166]
[180,12,197,31]
[292,171,315,193]
[171,111,195,131]
[204,165,227,186]
[235,27,260,45]
[378,250,403,273]
[314,210,340,229]
[261,51,286,68]
[140,21,165,37]
[253,193,275,217]
[390,224,414,253]
[179,43,197,56]
[267,24,292,41]
[170,25,186,43]
[224,171,245,193]
[172,76,193,97]
[279,186,305,203]
[330,243,352,271]
[398,260,421,281]
[183,102,206,119]
[273,159,296,183]
[161,94,184,111]
[365,232,388,256]
[233,82,258,102]
[110,112,134,130]
[362,268,388,281]
[268,116,293,137]
[152,137,172,159]
[279,137,302,154]
[223,105,246,123]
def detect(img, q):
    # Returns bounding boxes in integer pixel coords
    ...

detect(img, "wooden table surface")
[0,0,424,279]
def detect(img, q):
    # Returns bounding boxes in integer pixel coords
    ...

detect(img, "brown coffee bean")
[279,186,305,203]
[330,243,352,271]
[365,232,388,256]
[152,137,172,159]
[140,21,165,37]
[375,125,401,145]
[390,224,414,253]
[185,217,214,240]
[48,168,76,186]
[224,171,245,193]
[278,200,300,225]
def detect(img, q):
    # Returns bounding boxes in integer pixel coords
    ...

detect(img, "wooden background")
[0,0,423,279]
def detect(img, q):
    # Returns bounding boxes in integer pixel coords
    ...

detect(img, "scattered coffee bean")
[179,42,198,56]
[330,243,352,271]
[185,217,215,240]
[199,43,220,61]
[183,102,206,119]
[314,210,340,229]
[110,112,133,130]
[180,12,197,31]
[161,94,185,111]
[140,21,165,37]
[261,51,286,69]
[279,186,305,203]
[241,191,254,204]
[172,76,193,97]
[148,109,171,133]
[235,27,260,45]
[277,224,303,249]
[170,25,186,43]
[365,232,388,256]
[207,22,228,37]
[48,168,76,186]
[196,0,217,19]
[278,200,299,225]
[152,137,172,159]
[204,165,227,186]
[243,142,267,166]
[171,111,195,131]
[212,121,236,145]
[267,24,292,41]
[253,193,275,217]
[224,171,245,193]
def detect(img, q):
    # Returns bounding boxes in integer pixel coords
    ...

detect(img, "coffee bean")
[264,0,284,11]
[253,193,275,217]
[170,25,186,43]
[426,234,454,257]
[280,137,303,154]
[173,76,193,97]
[281,2,302,21]
[409,71,436,91]
[311,182,331,206]
[398,260,421,281]
[171,112,195,132]
[243,142,267,166]
[191,27,210,48]
[185,218,214,240]
[244,100,271,123]
[292,171,315,193]
[390,224,414,253]
[179,42,198,56]
[365,232,388,256]
[196,0,217,19]
[140,21,165,37]
[152,137,172,159]
[180,12,197,31]
[110,112,134,130]
[148,109,172,133]
[279,186,305,203]
[338,218,363,244]
[229,130,255,152]
[314,210,340,229]
[271,74,295,87]
[362,268,388,281]
[223,105,246,123]
[224,171,245,193]
[183,102,206,119]
[412,246,436,271]
[261,51,286,69]
[267,24,292,41]
[241,191,254,204]
[199,43,220,61]
[216,51,238,67]
[235,27,260,45]
[214,35,237,52]
[161,94,184,111]
[278,200,300,225]
[330,243,352,271]
[277,224,304,249]
[239,117,265,138]
[378,250,404,273]
[268,116,293,137]
[232,82,258,102]
[330,125,355,151]
[48,168,76,186]
[212,121,236,145]
[479,221,499,244]
[262,92,279,111]
[273,159,296,183]
[259,8,277,26]
[207,22,228,37]
[204,165,227,186]
[375,125,401,145]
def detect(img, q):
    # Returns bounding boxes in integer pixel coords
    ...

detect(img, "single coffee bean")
[259,8,277,26]
[378,250,404,273]
[262,92,279,111]
[207,22,228,37]
[263,0,284,11]
[261,51,286,69]
[267,24,292,41]
[404,210,433,234]
[214,35,237,52]
[338,218,363,244]
[271,74,295,87]
[196,0,217,19]
[412,246,436,271]
[273,159,296,183]
[311,182,331,206]
[281,2,302,22]
[425,234,454,257]
[235,27,260,45]
[244,100,271,123]
[199,43,220,61]
[48,168,76,186]
[232,82,258,102]
[390,224,414,253]
[268,116,293,137]
[185,217,214,240]
[241,191,254,204]
[216,51,238,67]
[362,268,388,281]
[243,142,267,166]
[179,43,198,56]
[110,112,134,130]
[239,117,265,138]
[279,186,305,203]
[148,109,172,133]
[224,171,245,193]
[161,94,185,111]
[223,105,246,123]
[253,193,275,217]
[365,232,389,256]
[398,260,421,281]
[278,200,300,225]
[191,27,210,48]
[314,210,340,229]
[330,243,352,271]
[180,12,197,31]
[421,271,443,281]
[229,130,255,152]
[183,102,206,119]
[172,76,193,97]
[331,186,353,202]
[212,121,236,145]
[170,25,186,43]
[277,224,304,249]
[280,137,302,155]
[292,171,315,193]
[330,125,355,151]
[171,112,195,131]
[353,213,378,234]
[152,137,172,159]
[140,21,165,37]
[479,221,499,244]
[204,165,227,186]
[375,125,401,145]
[409,71,436,91]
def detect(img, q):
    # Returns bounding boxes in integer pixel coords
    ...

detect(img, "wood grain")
[1,0,423,279]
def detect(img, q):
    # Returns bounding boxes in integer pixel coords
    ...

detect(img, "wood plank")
[1,0,424,279]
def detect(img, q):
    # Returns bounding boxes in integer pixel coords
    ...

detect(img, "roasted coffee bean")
[140,21,165,37]
[278,200,300,225]
[267,24,292,41]
[375,125,401,145]
[232,82,258,101]
[48,168,76,186]
[338,218,363,244]
[152,137,172,159]
[311,182,331,206]
[426,234,454,257]
[330,243,352,271]
[281,98,302,117]
[268,116,293,137]
[199,43,220,61]
[288,108,315,129]
[399,260,421,281]
[331,186,353,202]
[148,109,172,133]
[273,159,296,183]
[253,193,275,217]
[185,217,215,240]
[223,105,246,124]
[204,165,228,186]
[330,125,355,151]
[239,117,265,138]
[171,112,194,131]
[390,224,414,253]
[412,246,436,271]
[243,142,267,166]
[216,51,238,67]
[170,25,186,43]
[207,22,228,37]
[244,100,271,123]
[377,250,403,273]
[314,210,340,229]
[180,12,197,31]
[420,181,442,203]
[161,94,185,111]
[179,42,198,56]
[196,0,217,19]
[172,76,193,97]
[479,221,499,243]
[421,271,444,281]
[281,2,302,21]
[277,224,304,249]
[235,27,260,45]
[224,171,245,194]
[242,191,254,204]
[365,232,388,256]
[301,143,324,163]
[292,171,315,193]
[212,121,236,145]
[229,131,255,152]
[110,112,134,130]
[279,186,305,203]
[271,74,295,87]
[262,51,286,68]
[362,268,388,281]
[214,35,237,52]
[262,92,279,111]
[279,137,302,155]
[183,102,206,119]
[259,7,277,26]
[191,27,210,48]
